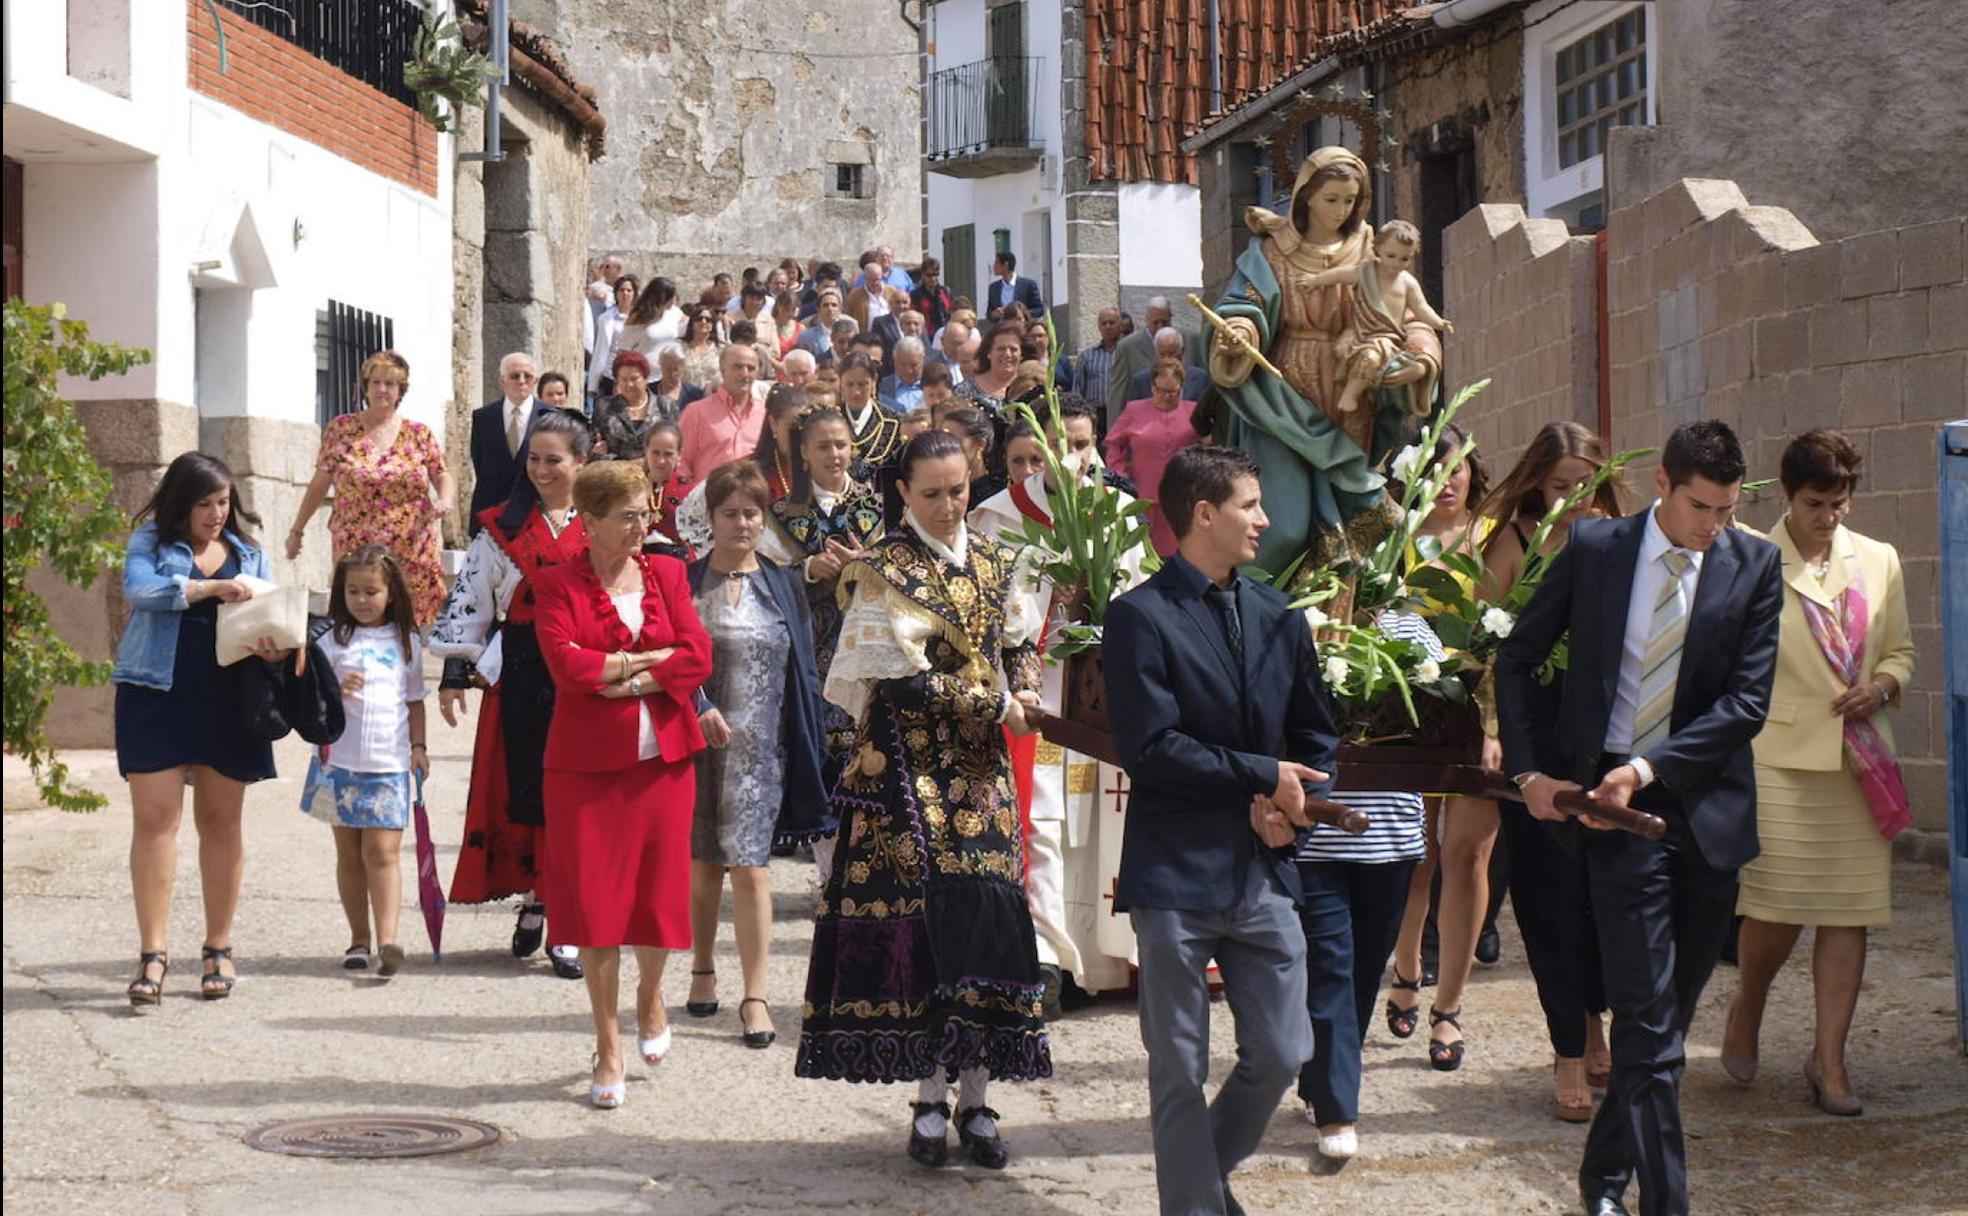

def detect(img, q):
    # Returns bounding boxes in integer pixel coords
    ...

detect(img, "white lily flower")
[1303,605,1330,629]
[1414,657,1441,683]
[1481,607,1515,638]
[1391,444,1425,485]
[1405,508,1426,533]
[1324,655,1349,686]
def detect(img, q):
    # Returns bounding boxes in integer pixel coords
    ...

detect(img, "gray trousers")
[1132,862,1312,1216]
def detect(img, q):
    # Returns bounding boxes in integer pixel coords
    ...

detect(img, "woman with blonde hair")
[288,351,455,625]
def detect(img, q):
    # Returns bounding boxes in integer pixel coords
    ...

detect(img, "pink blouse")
[1104,398,1199,557]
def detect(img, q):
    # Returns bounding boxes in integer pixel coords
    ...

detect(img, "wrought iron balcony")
[926,56,1045,178]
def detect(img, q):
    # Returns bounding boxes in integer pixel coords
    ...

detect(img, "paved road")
[4,719,1965,1215]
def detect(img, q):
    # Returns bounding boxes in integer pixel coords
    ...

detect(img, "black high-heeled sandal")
[200,945,236,1001]
[686,969,718,1017]
[128,951,169,1008]
[1384,969,1421,1039]
[1428,1006,1465,1072]
[738,996,775,1048]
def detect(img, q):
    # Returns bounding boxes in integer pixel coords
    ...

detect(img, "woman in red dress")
[532,460,713,1109]
[430,410,592,979]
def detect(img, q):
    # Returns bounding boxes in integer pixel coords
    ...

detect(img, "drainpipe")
[906,0,929,263]
[1433,0,1518,28]
[1205,0,1222,113]
[461,0,509,164]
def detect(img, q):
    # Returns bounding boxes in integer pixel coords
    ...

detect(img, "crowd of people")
[106,237,1919,1216]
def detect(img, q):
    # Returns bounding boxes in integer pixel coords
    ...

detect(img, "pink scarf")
[1797,563,1911,839]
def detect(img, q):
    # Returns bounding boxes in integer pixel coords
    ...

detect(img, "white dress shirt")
[1605,503,1703,766]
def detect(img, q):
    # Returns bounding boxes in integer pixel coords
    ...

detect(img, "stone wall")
[1382,24,1525,242]
[1443,177,1964,832]
[450,86,593,542]
[546,1,922,284]
[1606,0,1968,241]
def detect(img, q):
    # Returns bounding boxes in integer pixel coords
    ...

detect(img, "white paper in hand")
[215,575,307,666]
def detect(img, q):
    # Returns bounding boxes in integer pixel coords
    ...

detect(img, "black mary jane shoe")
[546,945,584,981]
[512,903,546,958]
[957,1105,1009,1170]
[738,997,776,1049]
[1428,1006,1466,1072]
[686,969,719,1017]
[1384,969,1422,1039]
[907,1101,950,1168]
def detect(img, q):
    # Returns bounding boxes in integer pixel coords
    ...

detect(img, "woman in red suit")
[531,460,713,1109]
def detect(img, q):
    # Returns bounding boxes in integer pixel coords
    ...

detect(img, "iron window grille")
[1555,7,1648,169]
[215,0,424,108]
[316,300,396,429]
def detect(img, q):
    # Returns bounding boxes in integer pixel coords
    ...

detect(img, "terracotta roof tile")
[1086,0,1405,184]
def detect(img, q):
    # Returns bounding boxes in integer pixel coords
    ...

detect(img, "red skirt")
[540,758,694,949]
[449,685,541,905]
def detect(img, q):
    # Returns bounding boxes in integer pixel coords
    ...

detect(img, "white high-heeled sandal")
[589,1054,626,1110]
[638,1024,672,1065]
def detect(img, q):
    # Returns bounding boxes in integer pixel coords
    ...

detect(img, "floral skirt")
[300,758,412,830]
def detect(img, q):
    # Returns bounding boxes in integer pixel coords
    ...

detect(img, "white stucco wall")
[1117,181,1203,290]
[6,4,454,440]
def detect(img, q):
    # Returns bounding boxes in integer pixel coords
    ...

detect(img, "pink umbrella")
[412,773,446,960]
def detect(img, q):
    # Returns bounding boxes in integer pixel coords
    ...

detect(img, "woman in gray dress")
[685,460,830,1048]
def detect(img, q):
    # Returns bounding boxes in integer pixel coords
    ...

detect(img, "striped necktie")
[1630,548,1693,757]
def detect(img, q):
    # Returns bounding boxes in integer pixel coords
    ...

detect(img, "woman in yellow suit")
[1722,429,1915,1117]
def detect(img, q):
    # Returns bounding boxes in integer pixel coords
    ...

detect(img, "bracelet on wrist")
[410,743,428,751]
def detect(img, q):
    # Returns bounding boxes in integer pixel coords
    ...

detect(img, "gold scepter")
[1188,293,1285,381]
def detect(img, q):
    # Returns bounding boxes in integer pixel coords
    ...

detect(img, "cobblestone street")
[5,717,1964,1216]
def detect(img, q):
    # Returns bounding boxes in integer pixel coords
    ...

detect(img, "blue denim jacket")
[111,523,271,691]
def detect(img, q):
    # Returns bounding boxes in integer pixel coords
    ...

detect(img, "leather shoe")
[546,944,584,980]
[956,1105,1009,1169]
[511,903,546,958]
[907,1101,949,1168]
[1475,924,1502,966]
[1581,1192,1632,1216]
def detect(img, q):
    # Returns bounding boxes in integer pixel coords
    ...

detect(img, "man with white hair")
[781,347,818,388]
[1105,295,1172,426]
[879,337,928,414]
[929,317,971,386]
[468,351,539,530]
[1122,327,1209,403]
[877,245,914,294]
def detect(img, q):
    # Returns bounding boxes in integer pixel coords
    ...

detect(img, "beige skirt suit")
[1738,520,1914,927]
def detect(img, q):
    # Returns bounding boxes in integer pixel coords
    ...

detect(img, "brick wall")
[186,1,438,197]
[1444,178,1964,833]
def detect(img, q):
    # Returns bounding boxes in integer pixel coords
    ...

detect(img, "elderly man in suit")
[1123,327,1210,403]
[986,250,1045,319]
[1104,444,1339,1216]
[1106,296,1173,426]
[468,351,540,533]
[1498,420,1781,1216]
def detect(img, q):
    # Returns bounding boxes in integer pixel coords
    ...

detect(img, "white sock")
[958,1068,996,1137]
[913,1076,949,1137]
[547,943,578,961]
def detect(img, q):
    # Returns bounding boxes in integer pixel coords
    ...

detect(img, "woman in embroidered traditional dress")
[795,430,1051,1172]
[430,410,592,980]
[758,405,885,878]
[837,352,905,479]
[639,420,693,561]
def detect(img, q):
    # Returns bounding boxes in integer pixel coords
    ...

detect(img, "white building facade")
[5,0,455,745]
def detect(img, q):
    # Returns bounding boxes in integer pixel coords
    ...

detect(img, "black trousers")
[1502,807,1606,1057]
[1577,779,1739,1216]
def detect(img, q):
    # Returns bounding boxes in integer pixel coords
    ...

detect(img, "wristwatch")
[1512,771,1543,790]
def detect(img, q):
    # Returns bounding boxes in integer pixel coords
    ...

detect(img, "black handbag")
[237,617,346,746]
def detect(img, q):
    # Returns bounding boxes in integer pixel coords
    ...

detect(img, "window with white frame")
[1555,8,1647,169]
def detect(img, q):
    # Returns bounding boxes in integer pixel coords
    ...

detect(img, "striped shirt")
[1076,343,1117,408]
[1295,609,1446,865]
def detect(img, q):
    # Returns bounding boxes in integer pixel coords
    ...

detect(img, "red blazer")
[532,554,712,773]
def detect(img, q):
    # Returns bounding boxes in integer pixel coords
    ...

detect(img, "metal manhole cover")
[244,1114,503,1159]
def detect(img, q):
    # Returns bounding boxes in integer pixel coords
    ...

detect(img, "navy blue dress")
[114,551,277,783]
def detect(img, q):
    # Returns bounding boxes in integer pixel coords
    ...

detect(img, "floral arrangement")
[1000,318,1159,660]
[1286,380,1651,730]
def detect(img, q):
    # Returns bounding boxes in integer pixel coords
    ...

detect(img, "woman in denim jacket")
[115,453,286,1007]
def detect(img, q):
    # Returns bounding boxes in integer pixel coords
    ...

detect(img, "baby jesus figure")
[1304,220,1453,420]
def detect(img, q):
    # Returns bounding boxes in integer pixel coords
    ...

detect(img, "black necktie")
[1205,584,1244,669]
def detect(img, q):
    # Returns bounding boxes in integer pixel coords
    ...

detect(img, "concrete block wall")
[1443,178,1964,833]
[1441,202,1598,465]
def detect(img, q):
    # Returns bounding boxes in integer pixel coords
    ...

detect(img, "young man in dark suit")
[1104,445,1340,1216]
[1496,420,1782,1216]
[985,250,1045,319]
[468,352,539,533]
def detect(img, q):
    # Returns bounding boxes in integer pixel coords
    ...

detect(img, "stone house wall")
[1443,177,1964,833]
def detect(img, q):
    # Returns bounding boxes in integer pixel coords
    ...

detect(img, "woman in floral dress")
[288,350,455,626]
